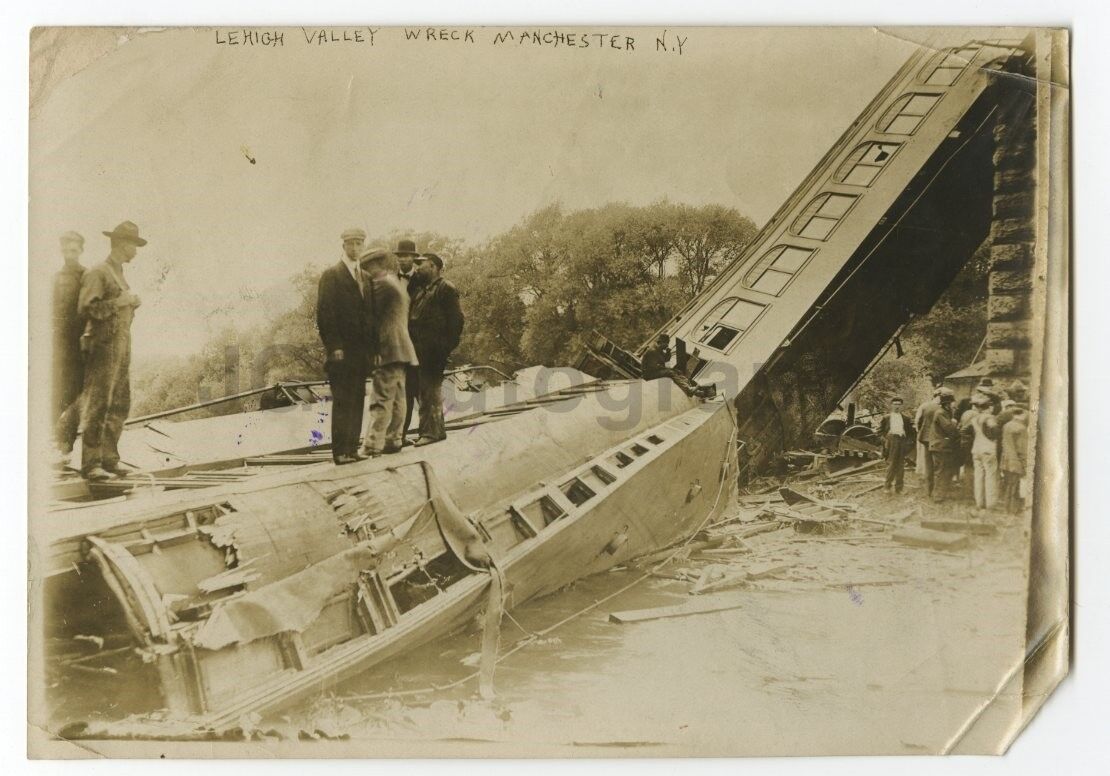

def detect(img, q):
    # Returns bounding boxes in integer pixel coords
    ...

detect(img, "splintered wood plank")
[920,518,998,536]
[608,596,747,624]
[745,562,794,580]
[892,526,971,551]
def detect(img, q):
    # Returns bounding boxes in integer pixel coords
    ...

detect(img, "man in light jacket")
[915,386,942,491]
[359,248,419,456]
[1000,405,1030,513]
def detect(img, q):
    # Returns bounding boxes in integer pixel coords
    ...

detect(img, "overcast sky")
[30,26,922,362]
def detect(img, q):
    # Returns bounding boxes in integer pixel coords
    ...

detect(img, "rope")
[340,403,740,703]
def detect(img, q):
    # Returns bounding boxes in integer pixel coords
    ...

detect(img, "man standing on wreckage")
[407,252,464,447]
[316,228,373,465]
[77,221,146,481]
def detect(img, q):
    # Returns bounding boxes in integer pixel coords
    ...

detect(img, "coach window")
[835,142,900,187]
[696,297,766,352]
[877,93,942,135]
[790,193,857,241]
[744,245,815,296]
[920,46,980,86]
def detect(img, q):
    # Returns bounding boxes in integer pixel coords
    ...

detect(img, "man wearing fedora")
[316,228,372,465]
[77,221,146,481]
[53,231,87,457]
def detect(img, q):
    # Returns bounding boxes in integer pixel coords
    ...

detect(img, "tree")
[130,202,760,414]
[671,204,758,296]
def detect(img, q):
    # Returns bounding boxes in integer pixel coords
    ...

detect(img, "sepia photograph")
[26,24,1070,758]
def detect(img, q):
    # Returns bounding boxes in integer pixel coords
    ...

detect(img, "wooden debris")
[196,558,260,593]
[853,483,886,496]
[733,522,788,540]
[817,459,883,484]
[737,493,784,507]
[692,571,751,595]
[693,546,753,559]
[780,487,849,515]
[845,513,902,529]
[649,569,694,581]
[920,518,997,536]
[745,562,793,581]
[608,596,748,624]
[690,563,794,595]
[769,505,845,535]
[892,527,970,551]
[690,565,727,594]
[631,537,721,567]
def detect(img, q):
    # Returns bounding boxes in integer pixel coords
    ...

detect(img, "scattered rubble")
[609,453,1026,621]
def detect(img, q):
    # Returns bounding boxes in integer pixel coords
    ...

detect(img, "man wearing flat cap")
[316,228,372,465]
[358,247,418,457]
[408,252,464,447]
[77,221,146,481]
[53,231,87,456]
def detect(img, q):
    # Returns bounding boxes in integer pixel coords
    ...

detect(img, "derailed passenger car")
[46,381,736,734]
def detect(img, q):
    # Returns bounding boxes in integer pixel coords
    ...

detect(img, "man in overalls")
[78,221,146,481]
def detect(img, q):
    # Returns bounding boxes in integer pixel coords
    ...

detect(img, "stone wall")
[984,68,1038,386]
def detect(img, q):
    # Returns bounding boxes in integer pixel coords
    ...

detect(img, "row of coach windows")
[702,52,971,349]
[877,93,942,135]
[920,45,980,86]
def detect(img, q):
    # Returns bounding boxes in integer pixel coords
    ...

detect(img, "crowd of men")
[50,223,465,479]
[317,231,464,464]
[877,378,1032,514]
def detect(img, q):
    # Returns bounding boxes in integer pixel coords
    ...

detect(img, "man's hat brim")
[102,230,147,246]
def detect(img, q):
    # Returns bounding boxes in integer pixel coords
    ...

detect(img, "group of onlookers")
[52,223,149,481]
[317,232,464,464]
[879,378,1031,514]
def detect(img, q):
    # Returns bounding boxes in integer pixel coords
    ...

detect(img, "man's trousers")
[326,357,367,461]
[884,435,909,492]
[362,363,407,454]
[80,334,130,474]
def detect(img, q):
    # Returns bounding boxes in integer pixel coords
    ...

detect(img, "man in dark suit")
[53,231,87,456]
[927,389,960,502]
[316,228,371,464]
[394,238,420,293]
[878,396,916,494]
[408,252,464,447]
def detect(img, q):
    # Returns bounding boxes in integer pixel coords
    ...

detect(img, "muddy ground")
[275,464,1032,755]
[45,462,1031,755]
